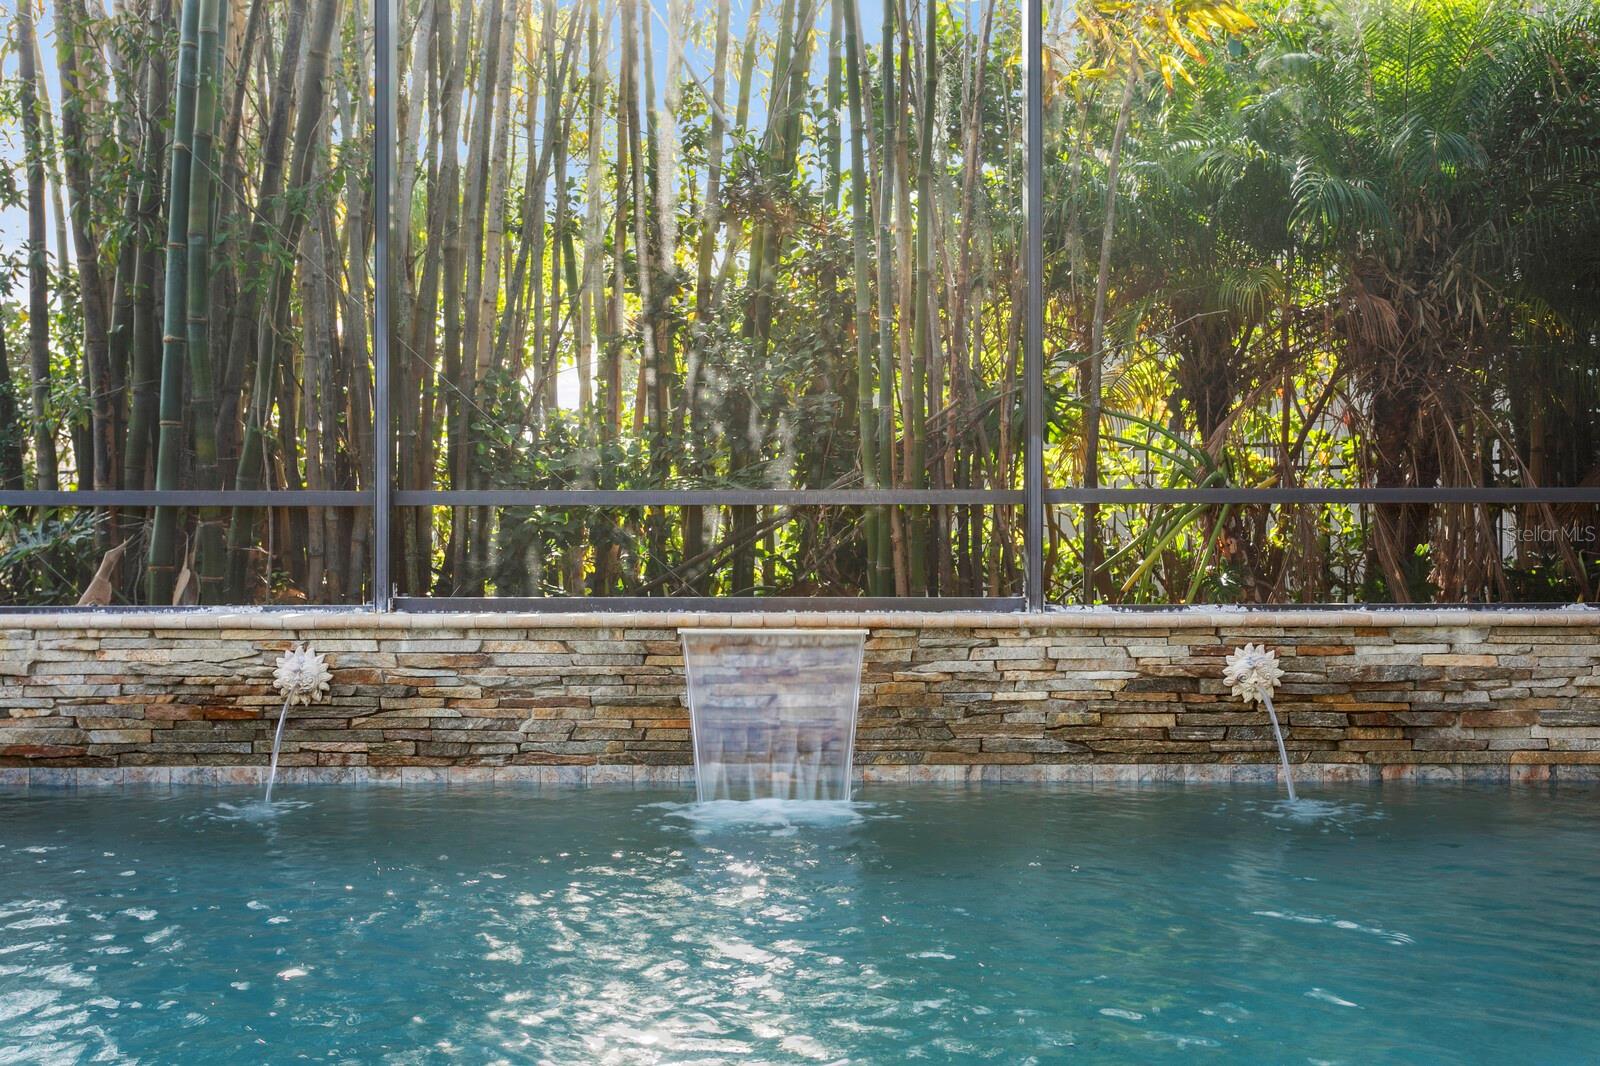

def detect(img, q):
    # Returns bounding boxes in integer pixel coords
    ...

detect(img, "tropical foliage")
[0,0,1596,604]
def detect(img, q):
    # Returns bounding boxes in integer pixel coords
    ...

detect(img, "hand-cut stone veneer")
[3,610,1599,784]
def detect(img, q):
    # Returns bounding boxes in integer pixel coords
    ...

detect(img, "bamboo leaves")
[2,0,1598,607]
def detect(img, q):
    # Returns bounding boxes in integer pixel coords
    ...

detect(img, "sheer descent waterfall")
[680,629,866,803]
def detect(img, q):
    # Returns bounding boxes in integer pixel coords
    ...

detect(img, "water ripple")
[0,784,1597,1061]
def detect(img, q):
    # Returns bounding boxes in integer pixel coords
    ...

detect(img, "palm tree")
[1056,0,1256,602]
[1264,0,1598,600]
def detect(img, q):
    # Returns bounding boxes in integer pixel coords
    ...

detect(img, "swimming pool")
[2,784,1597,1061]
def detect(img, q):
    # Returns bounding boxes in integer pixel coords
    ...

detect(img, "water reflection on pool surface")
[2,784,1596,1062]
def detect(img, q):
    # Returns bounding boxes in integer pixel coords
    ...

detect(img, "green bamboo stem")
[842,0,881,590]
[146,0,204,604]
[185,0,227,601]
[873,0,898,595]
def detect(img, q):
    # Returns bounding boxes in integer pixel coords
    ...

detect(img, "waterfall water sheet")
[680,629,866,803]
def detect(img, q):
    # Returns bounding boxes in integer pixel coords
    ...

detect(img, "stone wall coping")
[3,606,1598,631]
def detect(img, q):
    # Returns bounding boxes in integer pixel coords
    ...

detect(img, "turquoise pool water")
[2,784,1597,1062]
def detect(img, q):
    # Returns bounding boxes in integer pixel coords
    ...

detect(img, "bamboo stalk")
[223,0,339,600]
[15,0,60,493]
[184,0,227,600]
[147,0,204,603]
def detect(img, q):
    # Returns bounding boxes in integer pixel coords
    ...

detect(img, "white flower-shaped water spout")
[1224,643,1296,801]
[263,644,331,804]
[1223,643,1284,706]
[274,644,332,706]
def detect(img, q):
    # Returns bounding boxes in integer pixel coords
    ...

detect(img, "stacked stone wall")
[3,611,1598,784]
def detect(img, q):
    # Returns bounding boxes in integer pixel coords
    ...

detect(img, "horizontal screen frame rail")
[395,489,1023,506]
[395,488,1600,506]
[0,490,370,506]
[0,603,370,614]
[395,596,1028,613]
[1045,487,1600,505]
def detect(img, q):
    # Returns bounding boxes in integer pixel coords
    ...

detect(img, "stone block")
[1421,653,1497,667]
[1461,709,1536,728]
